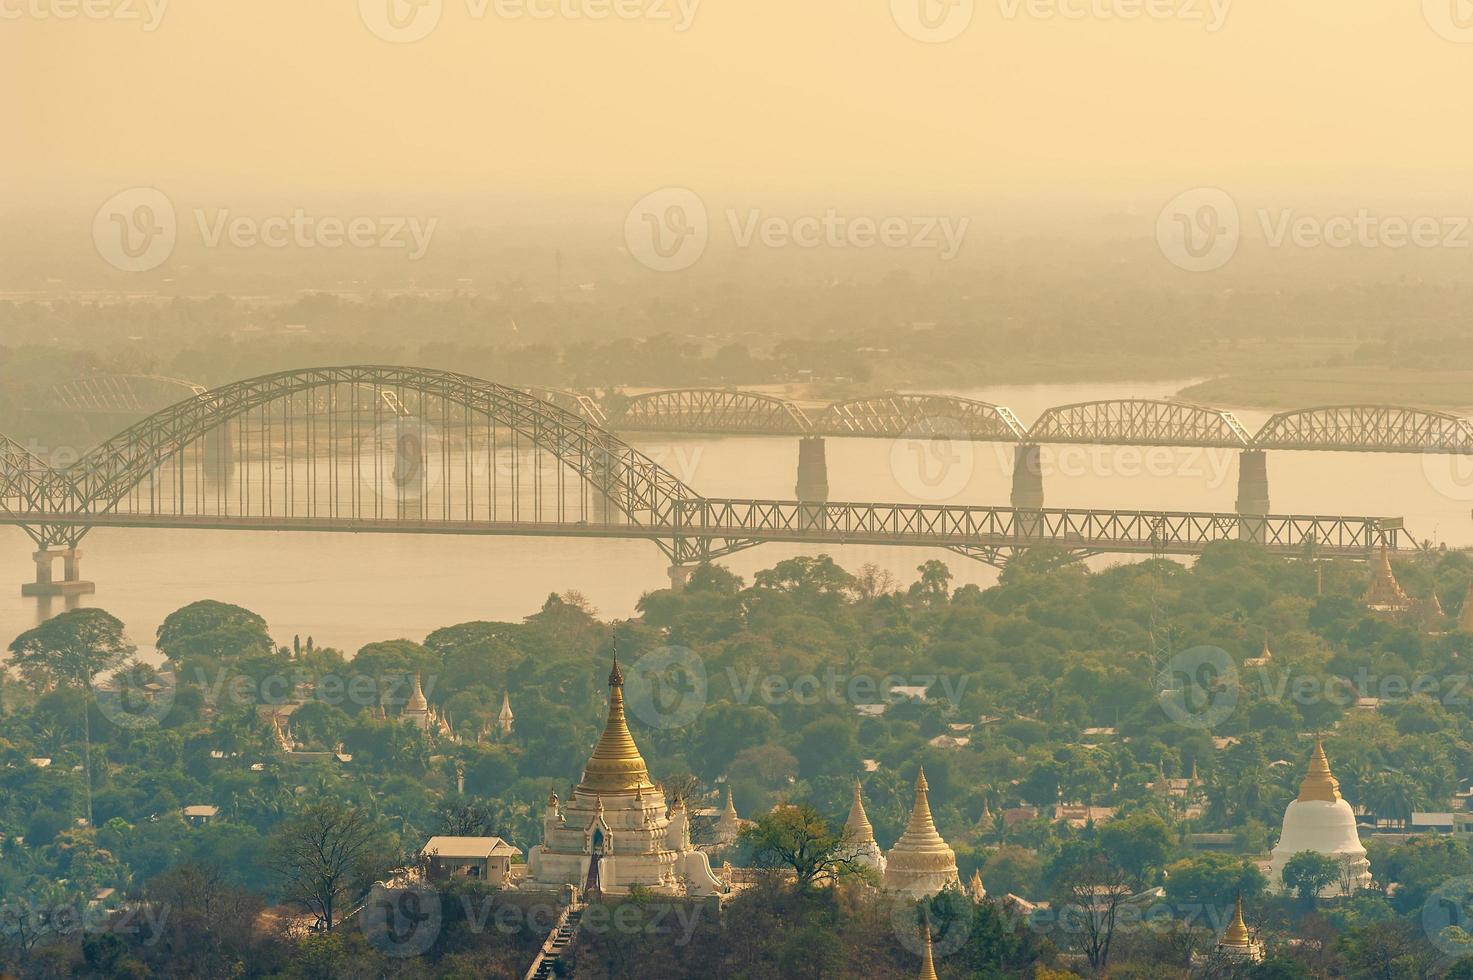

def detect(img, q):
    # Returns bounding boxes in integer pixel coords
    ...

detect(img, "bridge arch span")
[1025,399,1252,448]
[814,393,1027,440]
[607,388,812,434]
[47,374,208,414]
[1251,405,1473,453]
[60,366,702,529]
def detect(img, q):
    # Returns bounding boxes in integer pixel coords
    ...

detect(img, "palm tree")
[1366,770,1422,829]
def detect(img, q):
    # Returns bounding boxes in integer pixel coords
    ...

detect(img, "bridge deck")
[0,502,1404,560]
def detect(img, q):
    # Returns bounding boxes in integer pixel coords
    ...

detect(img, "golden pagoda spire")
[406,672,428,712]
[1297,738,1341,803]
[577,643,654,795]
[1222,893,1251,947]
[846,777,875,841]
[904,767,941,840]
[918,921,939,980]
[1364,545,1410,610]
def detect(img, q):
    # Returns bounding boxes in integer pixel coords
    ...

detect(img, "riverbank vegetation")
[6,544,1473,975]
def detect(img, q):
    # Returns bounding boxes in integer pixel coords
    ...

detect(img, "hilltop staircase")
[523,902,585,980]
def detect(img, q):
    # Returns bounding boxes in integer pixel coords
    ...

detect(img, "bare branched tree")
[266,801,381,932]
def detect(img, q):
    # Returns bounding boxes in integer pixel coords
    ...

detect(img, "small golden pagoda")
[1364,546,1412,613]
[843,777,886,873]
[967,868,987,903]
[883,767,961,899]
[918,921,939,980]
[1215,893,1264,963]
[1244,631,1273,668]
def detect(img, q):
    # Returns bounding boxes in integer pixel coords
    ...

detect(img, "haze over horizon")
[7,1,1473,213]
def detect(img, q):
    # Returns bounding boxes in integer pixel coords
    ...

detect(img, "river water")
[3,378,1470,655]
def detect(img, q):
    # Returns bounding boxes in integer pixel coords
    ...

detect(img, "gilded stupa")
[525,649,723,896]
[1268,740,1372,896]
[1364,546,1412,613]
[1215,894,1265,963]
[918,922,939,980]
[883,768,961,899]
[842,777,886,874]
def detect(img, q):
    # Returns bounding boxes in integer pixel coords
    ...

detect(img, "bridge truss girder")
[1027,399,1252,448]
[610,388,811,434]
[1252,405,1473,453]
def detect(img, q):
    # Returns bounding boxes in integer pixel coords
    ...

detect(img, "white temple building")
[1268,740,1372,896]
[883,767,961,899]
[842,777,886,876]
[524,653,723,897]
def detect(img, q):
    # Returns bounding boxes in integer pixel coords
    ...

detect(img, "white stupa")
[1268,740,1372,897]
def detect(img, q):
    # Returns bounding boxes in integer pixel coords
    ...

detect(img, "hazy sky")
[6,2,1473,211]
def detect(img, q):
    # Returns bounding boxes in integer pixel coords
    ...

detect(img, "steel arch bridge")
[46,374,208,414]
[0,367,1408,573]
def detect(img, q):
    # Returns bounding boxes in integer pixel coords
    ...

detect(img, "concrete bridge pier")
[1011,444,1045,510]
[1235,450,1270,515]
[795,436,829,530]
[22,548,96,597]
[668,564,696,592]
[1236,450,1270,543]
